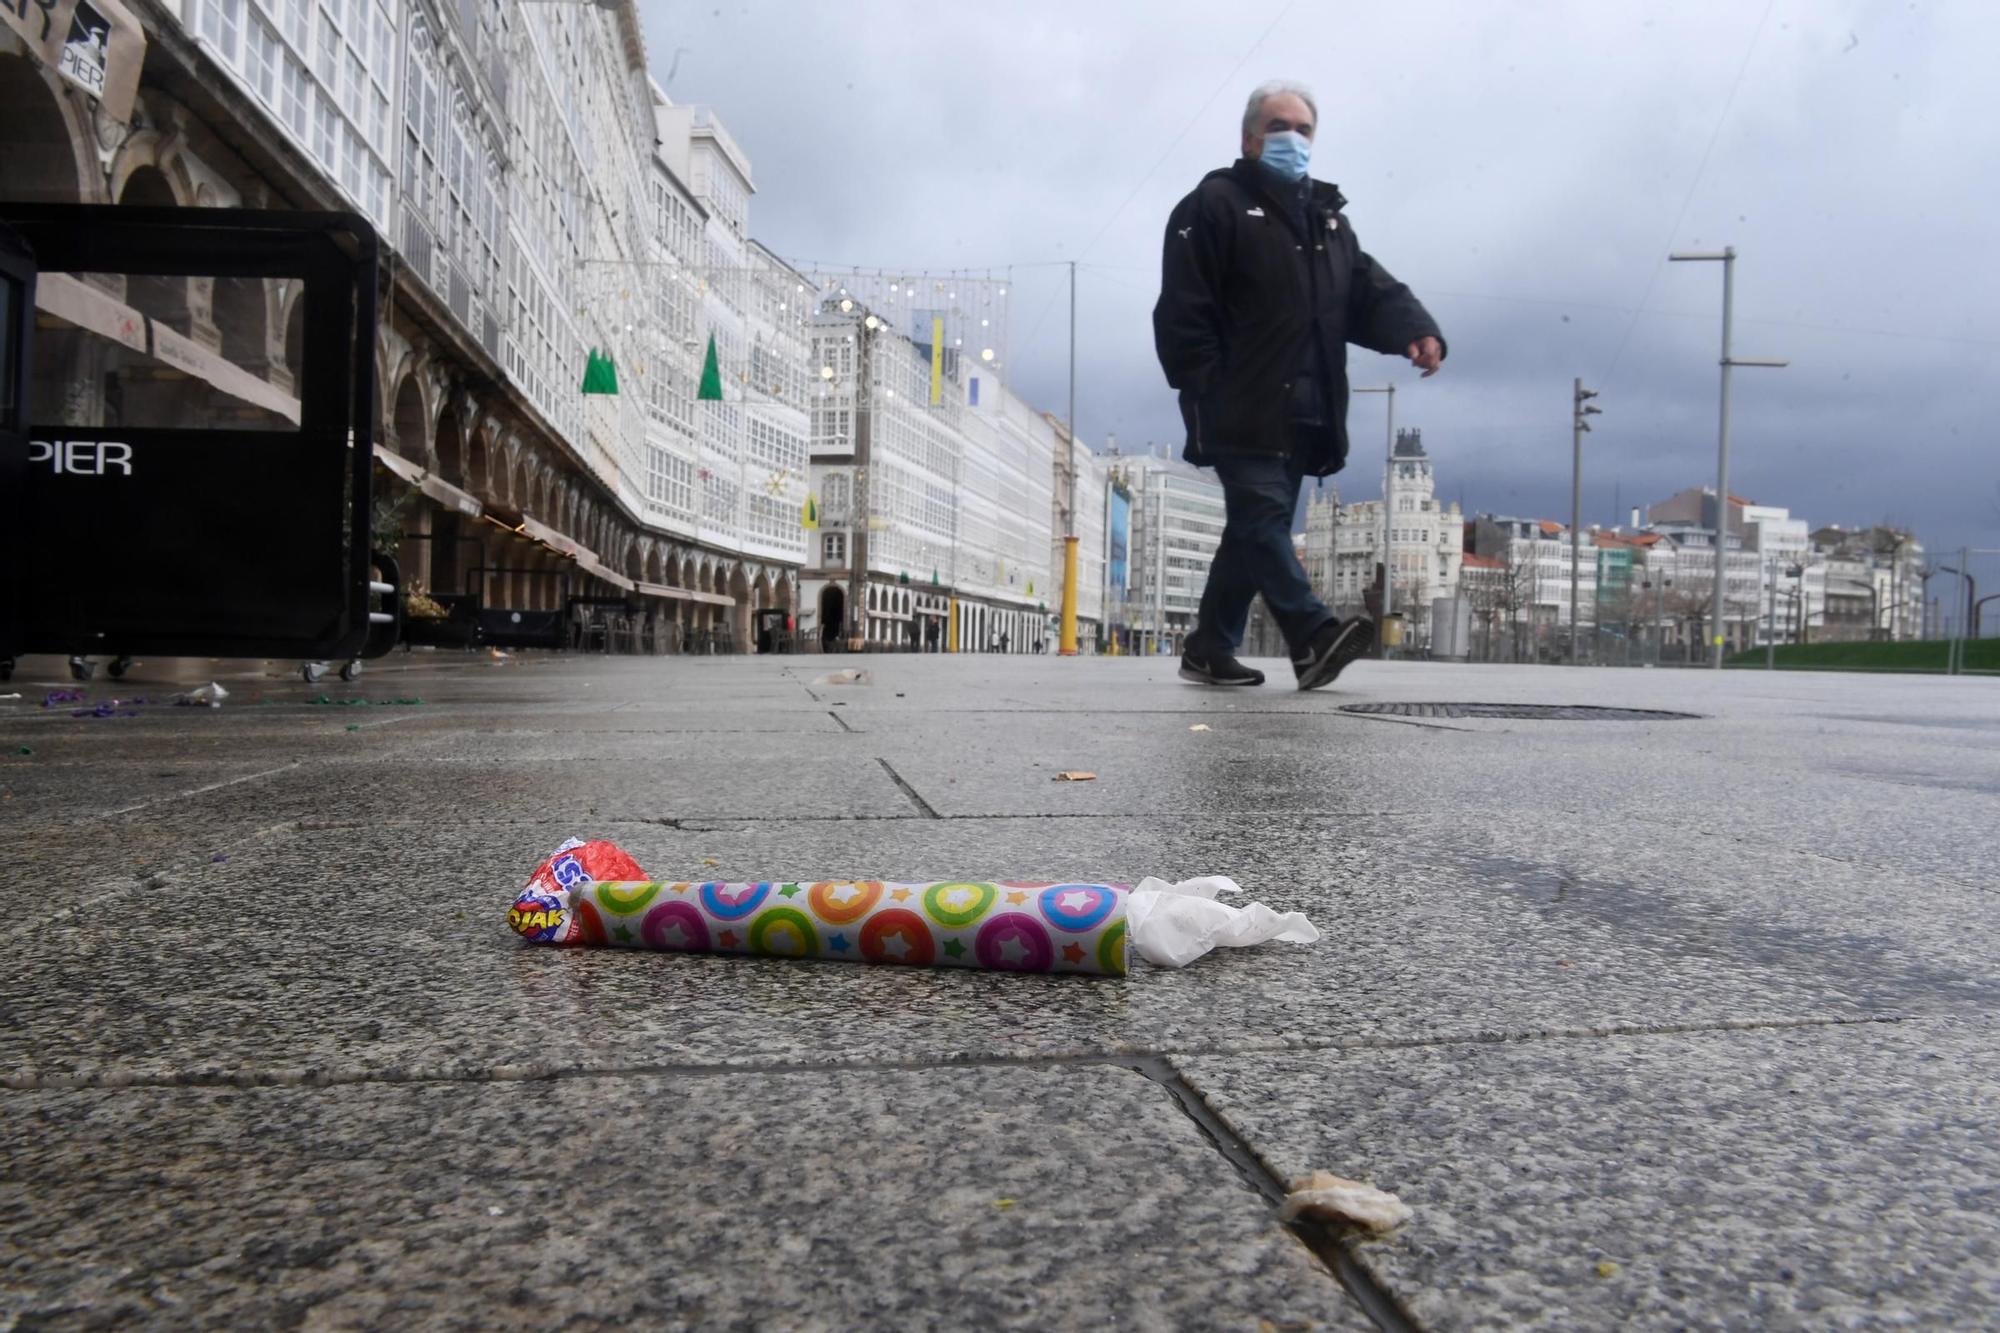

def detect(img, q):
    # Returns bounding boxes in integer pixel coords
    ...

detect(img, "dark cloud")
[642,0,1999,561]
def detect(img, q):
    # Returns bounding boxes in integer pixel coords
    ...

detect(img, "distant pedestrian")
[1153,80,1445,690]
[1000,631,1010,654]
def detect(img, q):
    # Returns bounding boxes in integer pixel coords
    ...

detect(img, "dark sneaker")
[1292,618,1374,691]
[1179,651,1265,686]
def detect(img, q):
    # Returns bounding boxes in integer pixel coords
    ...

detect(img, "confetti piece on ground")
[1189,724,1212,732]
[1053,771,1097,782]
[1596,1261,1620,1279]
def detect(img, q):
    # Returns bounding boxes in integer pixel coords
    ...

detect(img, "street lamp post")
[1667,247,1788,668]
[1765,557,1779,670]
[1059,260,1080,656]
[1571,378,1601,664]
[1353,385,1395,627]
[1937,553,1976,675]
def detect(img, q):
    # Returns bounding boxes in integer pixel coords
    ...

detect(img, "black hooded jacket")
[1152,159,1444,477]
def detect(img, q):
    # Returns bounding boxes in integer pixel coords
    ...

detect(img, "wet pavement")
[2,651,1995,1329]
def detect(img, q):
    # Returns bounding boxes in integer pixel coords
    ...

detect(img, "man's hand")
[1406,336,1444,378]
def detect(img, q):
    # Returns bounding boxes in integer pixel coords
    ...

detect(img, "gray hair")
[1242,80,1317,138]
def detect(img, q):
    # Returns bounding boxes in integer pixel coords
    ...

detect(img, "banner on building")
[5,0,145,123]
[929,317,944,405]
[1107,485,1130,599]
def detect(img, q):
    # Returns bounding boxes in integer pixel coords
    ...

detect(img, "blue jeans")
[1188,453,1336,658]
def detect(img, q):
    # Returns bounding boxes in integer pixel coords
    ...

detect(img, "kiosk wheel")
[68,656,96,682]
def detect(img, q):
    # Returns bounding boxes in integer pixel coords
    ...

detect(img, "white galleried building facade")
[801,304,1079,654]
[1302,428,1463,650]
[2,0,832,652]
[1110,453,1225,655]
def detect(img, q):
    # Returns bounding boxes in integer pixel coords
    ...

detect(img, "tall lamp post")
[1058,260,1080,656]
[1570,378,1601,663]
[1353,385,1396,626]
[1667,247,1788,668]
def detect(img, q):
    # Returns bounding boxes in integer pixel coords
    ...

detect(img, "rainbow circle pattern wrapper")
[516,876,1130,977]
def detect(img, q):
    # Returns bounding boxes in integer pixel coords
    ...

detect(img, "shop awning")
[575,552,635,592]
[519,515,596,564]
[417,472,483,518]
[34,272,144,351]
[373,444,426,487]
[634,582,734,606]
[35,274,302,424]
[151,319,302,424]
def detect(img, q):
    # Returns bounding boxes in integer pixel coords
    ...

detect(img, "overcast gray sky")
[641,0,1998,561]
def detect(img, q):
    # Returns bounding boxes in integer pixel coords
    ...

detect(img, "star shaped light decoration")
[1004,890,1027,906]
[612,924,633,943]
[1057,890,1093,912]
[996,935,1028,965]
[942,938,965,959]
[889,887,913,903]
[778,883,801,898]
[828,932,851,953]
[1061,942,1086,965]
[830,884,860,904]
[879,931,910,960]
[719,930,739,949]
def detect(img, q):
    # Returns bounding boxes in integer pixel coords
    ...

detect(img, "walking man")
[1154,80,1445,689]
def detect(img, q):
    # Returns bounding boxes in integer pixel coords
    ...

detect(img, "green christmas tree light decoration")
[581,347,620,395]
[697,332,724,401]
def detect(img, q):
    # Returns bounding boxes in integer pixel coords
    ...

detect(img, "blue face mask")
[1258,130,1311,181]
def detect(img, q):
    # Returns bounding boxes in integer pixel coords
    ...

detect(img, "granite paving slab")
[1175,1016,2000,1330]
[0,1064,1371,1331]
[2,812,1892,1088]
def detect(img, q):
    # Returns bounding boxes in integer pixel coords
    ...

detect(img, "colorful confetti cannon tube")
[510,838,1128,976]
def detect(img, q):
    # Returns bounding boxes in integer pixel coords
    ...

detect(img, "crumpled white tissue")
[1125,875,1320,968]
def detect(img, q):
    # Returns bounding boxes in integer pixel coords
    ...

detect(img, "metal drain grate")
[1340,702,1701,721]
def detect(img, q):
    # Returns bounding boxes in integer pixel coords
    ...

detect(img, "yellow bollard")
[1058,536,1079,656]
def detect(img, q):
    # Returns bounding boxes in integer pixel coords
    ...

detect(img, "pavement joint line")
[0,1014,1907,1094]
[2,819,305,941]
[1127,1054,1421,1333]
[828,709,857,733]
[101,760,303,817]
[279,809,1427,831]
[876,757,942,819]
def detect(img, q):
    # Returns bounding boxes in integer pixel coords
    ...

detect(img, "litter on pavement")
[173,682,230,708]
[1279,1172,1412,1232]
[813,668,872,686]
[1053,770,1097,782]
[507,838,1320,975]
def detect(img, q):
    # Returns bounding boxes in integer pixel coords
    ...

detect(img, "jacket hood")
[1217,158,1348,213]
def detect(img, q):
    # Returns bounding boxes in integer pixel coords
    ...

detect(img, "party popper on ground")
[508,838,1319,975]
